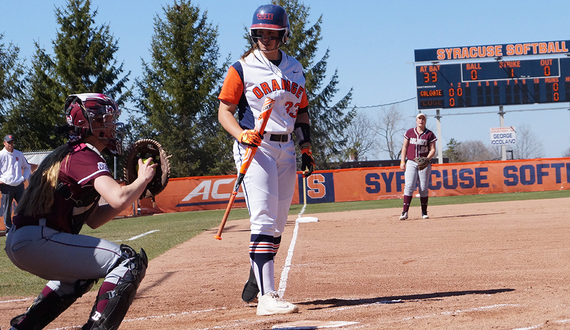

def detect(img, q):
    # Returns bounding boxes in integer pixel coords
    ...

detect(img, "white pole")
[436,109,443,163]
[499,106,506,160]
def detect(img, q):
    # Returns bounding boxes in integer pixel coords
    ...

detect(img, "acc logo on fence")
[177,178,244,208]
[490,126,516,145]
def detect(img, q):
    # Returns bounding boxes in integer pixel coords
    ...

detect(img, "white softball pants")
[403,159,431,197]
[233,136,296,237]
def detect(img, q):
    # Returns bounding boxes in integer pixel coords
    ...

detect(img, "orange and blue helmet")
[249,4,290,46]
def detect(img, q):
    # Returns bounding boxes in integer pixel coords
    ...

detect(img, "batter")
[5,93,156,330]
[218,4,315,316]
[399,112,437,220]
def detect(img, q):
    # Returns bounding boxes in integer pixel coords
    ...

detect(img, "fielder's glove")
[123,139,171,199]
[238,129,262,147]
[301,146,315,177]
[414,156,430,171]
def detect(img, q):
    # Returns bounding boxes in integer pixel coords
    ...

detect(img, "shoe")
[399,212,408,220]
[422,213,429,219]
[242,268,260,303]
[257,291,299,316]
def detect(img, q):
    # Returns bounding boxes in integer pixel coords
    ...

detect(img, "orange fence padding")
[130,157,570,216]
[3,158,569,225]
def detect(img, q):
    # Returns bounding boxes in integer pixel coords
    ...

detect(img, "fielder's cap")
[3,134,14,142]
[416,113,427,119]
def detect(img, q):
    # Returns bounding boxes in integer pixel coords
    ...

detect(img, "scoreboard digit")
[416,57,570,109]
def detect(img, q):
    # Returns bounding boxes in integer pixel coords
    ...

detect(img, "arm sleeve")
[218,65,244,105]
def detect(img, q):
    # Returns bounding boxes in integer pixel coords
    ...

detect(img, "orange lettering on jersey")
[296,86,305,98]
[291,82,298,94]
[260,82,272,94]
[252,87,264,99]
[282,79,291,92]
[271,79,281,91]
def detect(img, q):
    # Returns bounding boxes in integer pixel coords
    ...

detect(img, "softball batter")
[5,93,155,330]
[218,4,314,316]
[399,112,437,220]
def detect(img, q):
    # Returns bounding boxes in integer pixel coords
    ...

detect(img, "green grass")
[1,190,569,297]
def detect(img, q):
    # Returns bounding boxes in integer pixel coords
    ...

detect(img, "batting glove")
[238,129,262,147]
[301,146,315,177]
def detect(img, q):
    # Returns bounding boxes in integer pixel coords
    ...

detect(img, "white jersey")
[218,49,308,135]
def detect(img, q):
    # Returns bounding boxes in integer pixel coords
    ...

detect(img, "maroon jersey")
[13,143,112,233]
[404,128,437,160]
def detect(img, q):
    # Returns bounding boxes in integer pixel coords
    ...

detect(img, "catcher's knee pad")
[117,244,148,288]
[85,246,148,330]
[11,279,96,330]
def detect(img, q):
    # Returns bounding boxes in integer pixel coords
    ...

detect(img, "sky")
[1,0,570,159]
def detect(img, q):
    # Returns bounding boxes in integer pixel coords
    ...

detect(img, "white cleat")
[399,212,408,220]
[422,213,429,219]
[257,291,299,316]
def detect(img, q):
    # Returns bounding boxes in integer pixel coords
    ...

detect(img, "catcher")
[399,112,437,220]
[4,93,166,330]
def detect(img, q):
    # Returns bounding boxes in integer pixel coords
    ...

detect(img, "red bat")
[214,97,275,240]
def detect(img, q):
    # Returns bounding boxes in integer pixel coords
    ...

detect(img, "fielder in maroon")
[4,93,157,330]
[399,112,437,220]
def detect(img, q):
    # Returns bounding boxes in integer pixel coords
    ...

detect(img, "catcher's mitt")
[414,156,430,171]
[124,139,170,199]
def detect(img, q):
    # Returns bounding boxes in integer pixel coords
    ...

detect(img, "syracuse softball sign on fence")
[490,126,516,146]
[130,157,570,215]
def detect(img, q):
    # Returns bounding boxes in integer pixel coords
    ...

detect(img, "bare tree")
[375,105,407,160]
[512,124,544,159]
[457,140,495,161]
[338,111,378,161]
[445,139,504,162]
[563,147,570,157]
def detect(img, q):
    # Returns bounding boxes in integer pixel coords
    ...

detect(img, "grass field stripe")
[126,229,160,241]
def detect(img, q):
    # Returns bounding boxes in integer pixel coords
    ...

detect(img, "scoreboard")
[416,57,570,109]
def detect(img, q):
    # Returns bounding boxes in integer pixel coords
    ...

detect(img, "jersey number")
[285,102,301,118]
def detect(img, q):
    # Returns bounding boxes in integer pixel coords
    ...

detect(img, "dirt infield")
[2,197,570,329]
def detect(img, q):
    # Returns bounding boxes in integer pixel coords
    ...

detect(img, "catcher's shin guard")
[84,246,148,330]
[11,280,96,330]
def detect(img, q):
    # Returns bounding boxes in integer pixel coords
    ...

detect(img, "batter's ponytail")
[241,43,258,60]
[16,144,72,218]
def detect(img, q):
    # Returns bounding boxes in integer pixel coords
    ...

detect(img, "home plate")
[272,320,359,329]
[297,216,319,223]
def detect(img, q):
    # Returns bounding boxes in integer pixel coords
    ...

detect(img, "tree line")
[1,0,558,179]
[0,0,355,178]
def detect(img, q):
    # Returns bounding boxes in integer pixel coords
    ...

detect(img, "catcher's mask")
[65,93,125,155]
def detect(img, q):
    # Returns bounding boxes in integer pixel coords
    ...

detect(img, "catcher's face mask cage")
[65,93,125,155]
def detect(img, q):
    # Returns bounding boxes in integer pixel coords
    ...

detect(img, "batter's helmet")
[249,4,290,46]
[65,93,124,155]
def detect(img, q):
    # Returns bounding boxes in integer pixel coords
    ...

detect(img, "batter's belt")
[268,134,291,142]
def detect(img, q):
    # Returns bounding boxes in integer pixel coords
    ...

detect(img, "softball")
[137,158,155,171]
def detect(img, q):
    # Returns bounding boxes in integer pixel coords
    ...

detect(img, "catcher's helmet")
[65,93,124,155]
[249,4,290,46]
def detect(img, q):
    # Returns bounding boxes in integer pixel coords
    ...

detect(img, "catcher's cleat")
[242,268,259,303]
[399,212,408,220]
